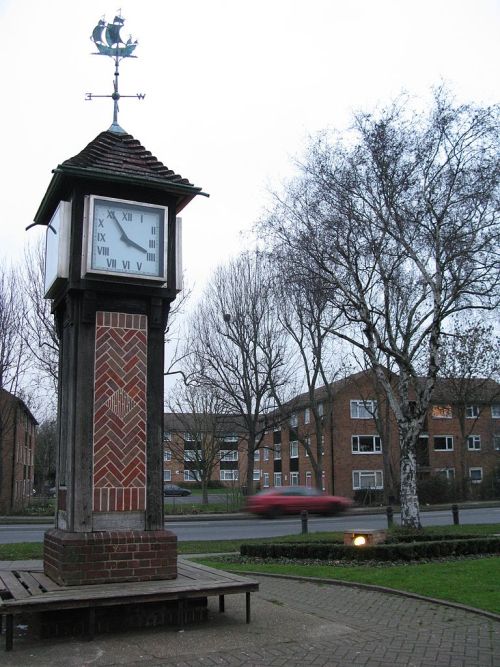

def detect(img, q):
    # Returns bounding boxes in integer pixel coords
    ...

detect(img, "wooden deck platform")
[0,559,259,651]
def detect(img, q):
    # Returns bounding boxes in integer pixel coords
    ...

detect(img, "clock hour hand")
[110,212,147,253]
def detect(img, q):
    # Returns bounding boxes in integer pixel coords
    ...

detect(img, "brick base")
[44,529,177,586]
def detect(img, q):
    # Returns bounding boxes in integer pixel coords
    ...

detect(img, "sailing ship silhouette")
[91,15,137,58]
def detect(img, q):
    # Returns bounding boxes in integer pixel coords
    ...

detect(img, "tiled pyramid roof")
[61,130,196,187]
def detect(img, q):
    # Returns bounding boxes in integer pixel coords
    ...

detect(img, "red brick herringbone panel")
[93,312,147,512]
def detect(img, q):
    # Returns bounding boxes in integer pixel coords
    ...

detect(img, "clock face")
[88,197,167,280]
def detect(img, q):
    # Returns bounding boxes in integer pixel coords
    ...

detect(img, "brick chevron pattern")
[93,311,147,512]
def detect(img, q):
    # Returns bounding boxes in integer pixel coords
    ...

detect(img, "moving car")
[163,484,191,497]
[245,486,352,518]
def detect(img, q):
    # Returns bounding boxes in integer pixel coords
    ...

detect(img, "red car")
[245,486,352,518]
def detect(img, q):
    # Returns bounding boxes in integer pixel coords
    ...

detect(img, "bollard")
[452,504,459,525]
[301,509,308,534]
[386,505,394,528]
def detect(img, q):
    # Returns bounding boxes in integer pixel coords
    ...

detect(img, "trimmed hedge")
[385,533,477,543]
[240,537,500,561]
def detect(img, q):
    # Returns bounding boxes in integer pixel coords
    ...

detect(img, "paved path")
[1,574,499,666]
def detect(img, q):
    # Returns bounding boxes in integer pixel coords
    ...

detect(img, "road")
[1,506,499,544]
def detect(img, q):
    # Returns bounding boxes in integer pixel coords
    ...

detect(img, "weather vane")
[86,12,145,132]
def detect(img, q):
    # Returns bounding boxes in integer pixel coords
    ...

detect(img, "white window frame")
[432,405,453,419]
[350,400,377,419]
[184,469,200,482]
[305,471,312,488]
[274,443,281,460]
[253,469,261,481]
[274,472,282,487]
[290,441,299,458]
[467,435,481,451]
[163,431,171,442]
[317,402,324,417]
[220,469,239,482]
[220,449,238,462]
[289,413,298,428]
[263,447,270,462]
[163,470,171,482]
[289,472,299,486]
[184,449,198,462]
[254,449,260,461]
[352,435,382,454]
[433,435,454,451]
[263,472,270,488]
[436,468,455,480]
[494,434,500,451]
[184,432,195,442]
[352,470,383,490]
[492,405,500,418]
[469,467,483,483]
[466,405,480,419]
[163,449,172,462]
[304,408,310,424]
[304,435,310,457]
[223,433,239,443]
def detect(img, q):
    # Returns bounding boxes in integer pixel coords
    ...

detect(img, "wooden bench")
[0,559,259,651]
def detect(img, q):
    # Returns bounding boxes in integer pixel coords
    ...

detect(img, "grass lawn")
[1,524,499,614]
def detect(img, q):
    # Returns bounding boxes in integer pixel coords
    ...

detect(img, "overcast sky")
[1,0,498,300]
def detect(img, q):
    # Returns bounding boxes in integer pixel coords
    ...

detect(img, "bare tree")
[438,316,500,495]
[264,89,500,527]
[269,264,348,490]
[185,252,291,494]
[22,239,59,406]
[166,382,239,503]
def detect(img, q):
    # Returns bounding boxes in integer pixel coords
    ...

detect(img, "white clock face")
[89,197,166,279]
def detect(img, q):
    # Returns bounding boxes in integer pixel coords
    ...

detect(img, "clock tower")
[36,128,205,586]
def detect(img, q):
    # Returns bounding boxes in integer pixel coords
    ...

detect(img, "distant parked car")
[245,486,352,518]
[163,484,191,497]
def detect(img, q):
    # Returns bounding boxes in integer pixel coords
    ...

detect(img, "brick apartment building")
[163,371,500,500]
[0,389,38,513]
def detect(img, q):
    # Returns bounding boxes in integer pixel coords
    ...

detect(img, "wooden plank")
[17,572,45,597]
[0,572,31,600]
[29,572,60,592]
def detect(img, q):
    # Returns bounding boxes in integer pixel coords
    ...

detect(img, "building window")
[432,405,452,419]
[305,472,312,488]
[184,450,198,461]
[163,470,171,482]
[220,450,238,462]
[352,435,382,454]
[494,435,500,451]
[290,441,299,458]
[352,470,383,490]
[289,413,298,428]
[290,472,299,486]
[274,472,282,487]
[263,447,270,462]
[253,469,261,481]
[492,405,500,418]
[274,443,281,460]
[163,431,171,441]
[223,433,239,443]
[467,435,481,451]
[466,405,480,419]
[317,402,324,417]
[184,469,200,482]
[350,400,377,419]
[436,468,455,480]
[469,467,483,483]
[433,436,453,451]
[220,469,239,481]
[304,435,310,457]
[163,450,172,462]
[304,408,310,424]
[263,473,270,487]
[254,449,260,461]
[184,432,195,442]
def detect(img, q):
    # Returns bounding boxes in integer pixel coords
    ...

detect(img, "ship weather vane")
[86,12,145,132]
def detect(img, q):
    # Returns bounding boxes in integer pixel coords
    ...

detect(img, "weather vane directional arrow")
[86,12,145,133]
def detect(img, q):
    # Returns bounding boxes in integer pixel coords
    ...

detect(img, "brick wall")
[44,529,177,586]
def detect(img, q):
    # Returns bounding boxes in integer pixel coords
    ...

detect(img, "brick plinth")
[44,529,177,586]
